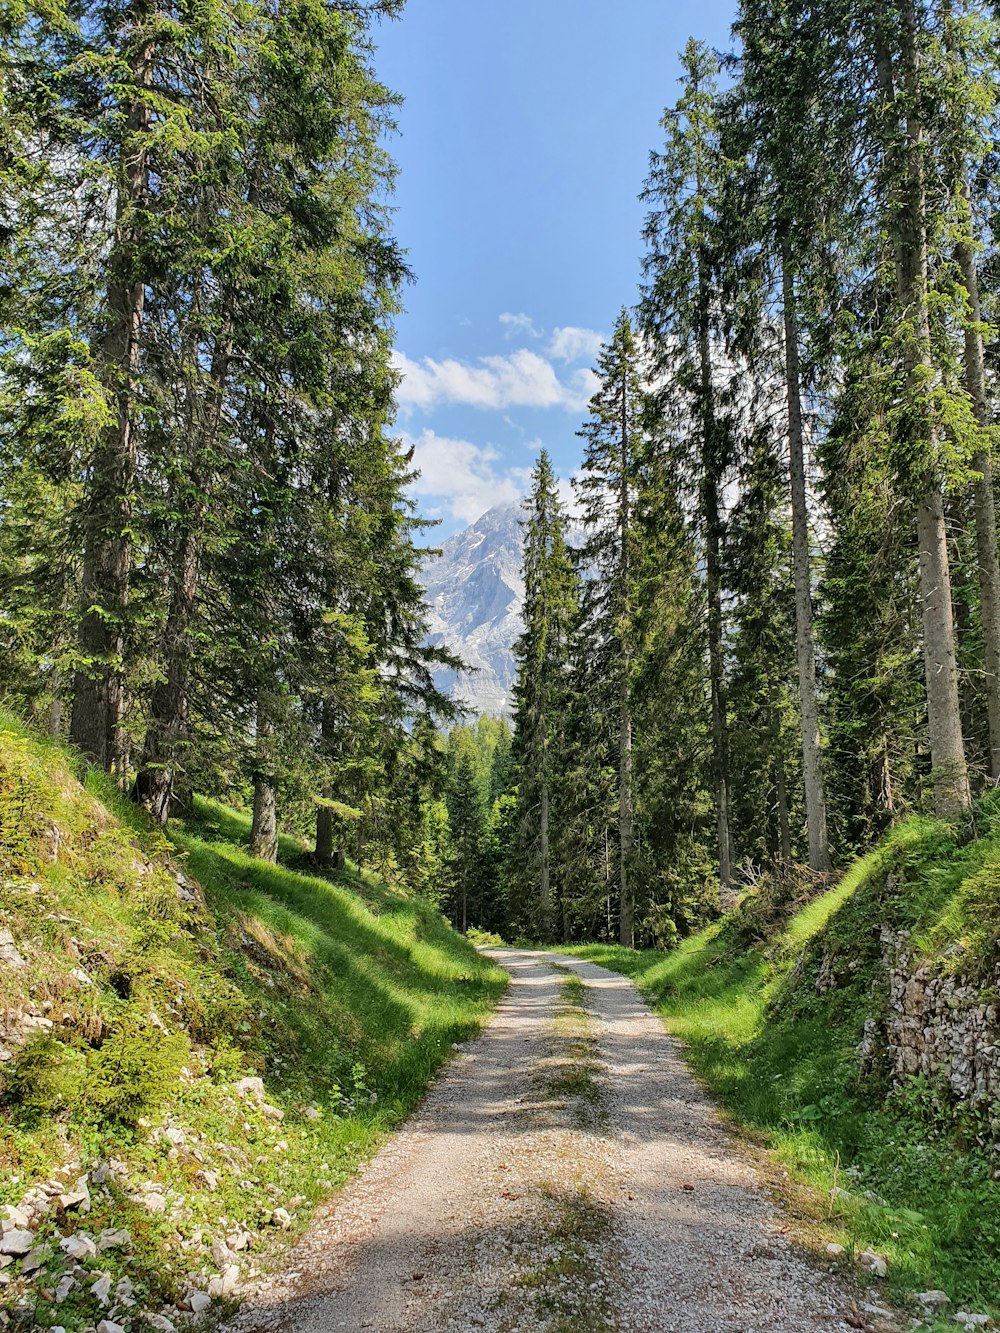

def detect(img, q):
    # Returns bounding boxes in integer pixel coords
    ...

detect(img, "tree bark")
[249,713,278,862]
[134,329,232,821]
[879,6,970,819]
[315,700,344,870]
[955,197,1000,779]
[539,779,550,938]
[70,0,153,772]
[781,255,830,870]
[618,367,635,949]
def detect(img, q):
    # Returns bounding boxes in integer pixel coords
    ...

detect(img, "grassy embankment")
[564,810,1000,1322]
[0,710,506,1330]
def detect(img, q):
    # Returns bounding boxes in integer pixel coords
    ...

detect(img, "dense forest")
[3,0,1000,951]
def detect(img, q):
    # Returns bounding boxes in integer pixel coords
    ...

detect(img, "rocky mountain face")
[421,502,527,717]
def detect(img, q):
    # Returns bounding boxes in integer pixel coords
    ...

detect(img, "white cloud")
[393,348,594,414]
[499,312,541,340]
[548,326,607,364]
[407,429,533,525]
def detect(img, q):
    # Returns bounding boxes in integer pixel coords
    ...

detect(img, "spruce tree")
[509,452,577,941]
[574,312,644,945]
[641,41,736,893]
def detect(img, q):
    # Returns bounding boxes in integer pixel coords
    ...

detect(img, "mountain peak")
[421,503,527,716]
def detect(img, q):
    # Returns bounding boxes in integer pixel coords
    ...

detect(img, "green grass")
[558,813,1000,1321]
[0,711,507,1330]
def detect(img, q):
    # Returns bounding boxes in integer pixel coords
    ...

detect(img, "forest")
[3,0,1000,956]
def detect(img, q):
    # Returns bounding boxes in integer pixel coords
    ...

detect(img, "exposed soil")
[225,950,900,1333]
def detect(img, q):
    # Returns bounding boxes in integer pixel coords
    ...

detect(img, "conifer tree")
[510,451,578,941]
[574,312,644,945]
[641,42,736,892]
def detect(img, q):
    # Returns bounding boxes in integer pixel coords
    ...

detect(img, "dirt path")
[226,950,895,1333]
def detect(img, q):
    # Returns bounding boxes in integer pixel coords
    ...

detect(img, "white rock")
[96,1321,126,1333]
[211,1239,237,1268]
[260,1102,284,1121]
[145,1317,176,1332]
[0,929,26,969]
[917,1291,951,1308]
[97,1228,131,1252]
[90,1272,112,1305]
[825,1242,844,1256]
[271,1208,292,1229]
[220,1264,239,1296]
[234,1077,265,1104]
[304,1106,320,1121]
[0,1206,31,1233]
[21,1246,47,1274]
[953,1316,990,1330]
[54,1274,75,1302]
[0,1230,35,1255]
[59,1176,91,1212]
[60,1234,97,1260]
[163,1128,186,1146]
[197,1170,219,1192]
[858,1249,888,1278]
[136,1190,167,1214]
[188,1291,211,1313]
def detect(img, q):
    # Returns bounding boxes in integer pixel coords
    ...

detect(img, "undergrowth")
[561,809,1000,1323]
[0,710,507,1329]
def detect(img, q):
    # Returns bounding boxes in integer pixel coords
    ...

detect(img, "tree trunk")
[134,330,232,820]
[249,713,278,862]
[618,702,635,947]
[618,376,635,949]
[697,271,732,892]
[955,205,1000,779]
[70,0,153,772]
[880,6,970,819]
[133,524,201,822]
[315,700,344,870]
[539,779,550,939]
[781,255,830,870]
[250,775,278,863]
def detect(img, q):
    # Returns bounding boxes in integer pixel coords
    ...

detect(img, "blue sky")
[375,0,737,535]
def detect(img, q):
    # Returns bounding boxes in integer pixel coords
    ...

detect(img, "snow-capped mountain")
[421,502,527,717]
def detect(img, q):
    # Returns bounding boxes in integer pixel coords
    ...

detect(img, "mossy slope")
[0,713,506,1329]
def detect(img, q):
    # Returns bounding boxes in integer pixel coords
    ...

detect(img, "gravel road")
[227,949,898,1333]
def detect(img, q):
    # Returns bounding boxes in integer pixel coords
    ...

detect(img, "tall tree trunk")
[618,701,635,947]
[70,0,153,772]
[539,779,550,939]
[880,8,970,818]
[134,330,232,821]
[781,255,830,870]
[249,713,278,862]
[695,241,732,892]
[315,700,344,870]
[618,379,635,949]
[955,197,1000,779]
[132,523,200,822]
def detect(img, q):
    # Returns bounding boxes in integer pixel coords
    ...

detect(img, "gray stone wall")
[825,927,1000,1111]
